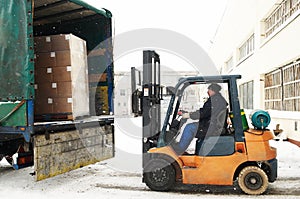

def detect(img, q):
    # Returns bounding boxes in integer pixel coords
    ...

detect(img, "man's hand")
[182,113,190,119]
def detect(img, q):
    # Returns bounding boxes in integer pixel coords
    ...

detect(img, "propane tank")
[250,110,271,129]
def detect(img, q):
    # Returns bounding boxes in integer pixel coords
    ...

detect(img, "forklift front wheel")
[143,158,176,191]
[238,166,268,195]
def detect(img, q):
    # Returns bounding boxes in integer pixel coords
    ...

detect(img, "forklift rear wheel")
[238,166,268,195]
[143,158,175,191]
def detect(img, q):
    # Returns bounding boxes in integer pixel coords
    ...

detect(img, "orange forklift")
[132,50,277,195]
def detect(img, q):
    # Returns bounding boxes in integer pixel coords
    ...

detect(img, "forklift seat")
[195,135,235,156]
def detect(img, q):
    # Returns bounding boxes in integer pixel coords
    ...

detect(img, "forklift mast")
[142,50,162,153]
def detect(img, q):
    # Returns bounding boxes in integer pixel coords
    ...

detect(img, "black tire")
[143,158,176,191]
[238,166,268,195]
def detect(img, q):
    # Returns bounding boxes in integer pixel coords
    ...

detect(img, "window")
[120,89,126,96]
[225,56,234,72]
[239,34,254,61]
[282,61,300,111]
[264,0,300,37]
[264,71,282,110]
[264,59,300,111]
[239,81,254,109]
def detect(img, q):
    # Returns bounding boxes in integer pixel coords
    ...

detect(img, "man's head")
[207,83,221,96]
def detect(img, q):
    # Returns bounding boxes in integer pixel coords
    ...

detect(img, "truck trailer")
[0,0,114,180]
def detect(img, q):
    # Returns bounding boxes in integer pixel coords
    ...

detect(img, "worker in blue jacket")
[175,83,228,154]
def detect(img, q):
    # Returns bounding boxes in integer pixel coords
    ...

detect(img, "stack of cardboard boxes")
[34,34,89,120]
[87,48,109,115]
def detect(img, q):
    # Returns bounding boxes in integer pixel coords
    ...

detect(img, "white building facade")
[210,0,300,140]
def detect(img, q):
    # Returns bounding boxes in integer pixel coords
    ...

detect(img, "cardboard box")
[89,86,109,115]
[34,52,57,67]
[50,35,72,51]
[34,34,85,52]
[53,97,73,113]
[52,66,72,82]
[34,34,89,119]
[35,67,53,83]
[35,83,58,97]
[36,81,74,97]
[35,51,71,68]
[34,97,73,115]
[34,97,54,115]
[88,73,107,83]
[87,48,106,57]
[34,36,52,53]
[34,67,72,83]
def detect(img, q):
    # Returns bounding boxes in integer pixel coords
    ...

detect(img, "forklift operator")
[175,83,228,154]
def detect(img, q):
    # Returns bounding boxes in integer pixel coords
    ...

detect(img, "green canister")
[229,109,249,131]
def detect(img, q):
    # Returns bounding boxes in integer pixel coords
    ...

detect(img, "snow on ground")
[1,124,300,198]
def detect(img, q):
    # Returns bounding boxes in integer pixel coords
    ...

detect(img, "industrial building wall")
[209,0,300,139]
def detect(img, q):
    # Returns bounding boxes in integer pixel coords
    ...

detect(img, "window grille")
[264,0,300,37]
[264,70,282,110]
[264,59,300,111]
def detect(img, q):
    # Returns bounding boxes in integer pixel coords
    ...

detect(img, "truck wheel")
[143,158,175,191]
[238,166,268,195]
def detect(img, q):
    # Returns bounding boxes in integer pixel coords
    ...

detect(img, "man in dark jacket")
[175,83,228,154]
